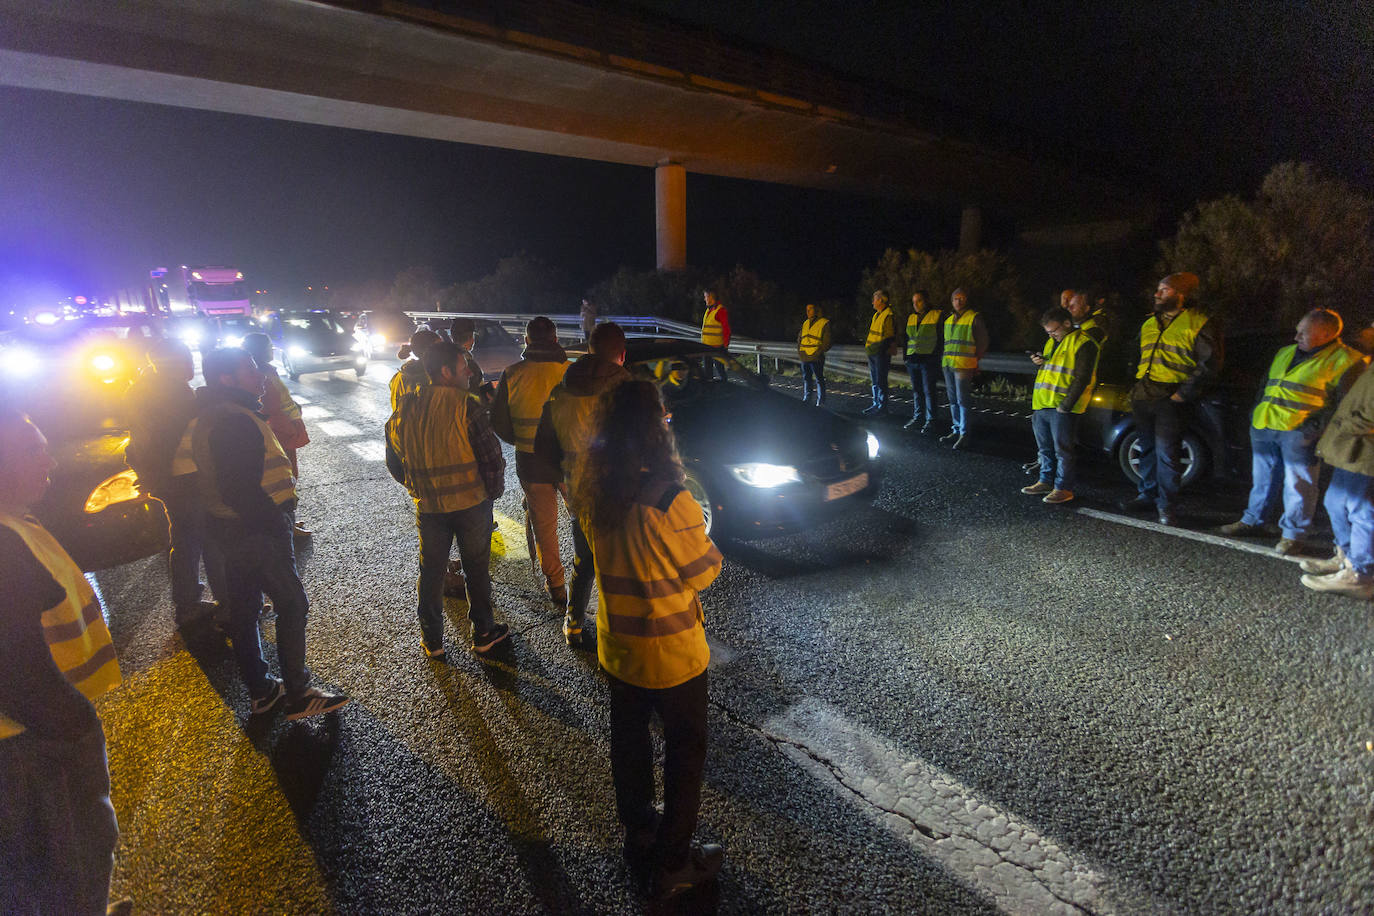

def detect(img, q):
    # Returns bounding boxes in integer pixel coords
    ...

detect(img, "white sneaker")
[1301,565,1374,599]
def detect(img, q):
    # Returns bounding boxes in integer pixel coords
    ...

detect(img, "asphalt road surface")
[89,359,1373,914]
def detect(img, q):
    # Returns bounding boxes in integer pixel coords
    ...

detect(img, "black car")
[259,309,370,379]
[625,338,883,539]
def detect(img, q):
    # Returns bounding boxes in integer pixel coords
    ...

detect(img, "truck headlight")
[729,463,801,488]
[2,347,40,378]
[84,469,141,513]
[223,335,243,348]
[867,432,880,459]
[288,346,308,358]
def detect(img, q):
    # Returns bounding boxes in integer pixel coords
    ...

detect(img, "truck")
[152,265,253,318]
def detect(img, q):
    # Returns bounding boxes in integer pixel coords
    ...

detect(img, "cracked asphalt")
[89,359,1373,914]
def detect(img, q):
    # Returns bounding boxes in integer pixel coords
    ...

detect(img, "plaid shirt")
[466,404,506,501]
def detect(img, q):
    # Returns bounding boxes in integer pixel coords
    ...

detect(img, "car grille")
[799,441,867,482]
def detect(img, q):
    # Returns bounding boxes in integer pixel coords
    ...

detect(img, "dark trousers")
[0,726,118,916]
[565,494,594,621]
[418,500,496,643]
[608,670,709,870]
[159,479,226,612]
[801,358,826,405]
[1132,397,1185,511]
[210,511,311,701]
[867,351,891,408]
[906,357,938,421]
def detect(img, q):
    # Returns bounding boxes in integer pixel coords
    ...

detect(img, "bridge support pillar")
[656,161,686,271]
[959,205,983,254]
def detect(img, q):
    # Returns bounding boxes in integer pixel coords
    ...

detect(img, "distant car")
[352,310,416,358]
[259,309,370,379]
[0,316,170,569]
[410,317,525,382]
[624,338,883,539]
[166,314,261,351]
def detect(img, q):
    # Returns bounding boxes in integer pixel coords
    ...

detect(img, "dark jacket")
[196,386,294,535]
[533,354,630,485]
[124,369,196,495]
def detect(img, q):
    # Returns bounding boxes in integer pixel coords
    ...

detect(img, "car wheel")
[283,354,301,381]
[683,469,720,539]
[1118,429,1208,487]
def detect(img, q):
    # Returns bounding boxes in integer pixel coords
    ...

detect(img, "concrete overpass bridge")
[0,0,1152,268]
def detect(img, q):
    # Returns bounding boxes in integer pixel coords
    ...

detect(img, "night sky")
[0,0,1368,305]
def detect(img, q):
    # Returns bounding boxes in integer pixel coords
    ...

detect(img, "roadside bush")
[438,254,574,315]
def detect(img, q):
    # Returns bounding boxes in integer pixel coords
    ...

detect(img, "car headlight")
[223,335,243,348]
[729,462,801,488]
[350,341,363,352]
[288,346,308,358]
[179,328,203,344]
[867,432,880,459]
[84,469,141,513]
[2,347,40,378]
[370,333,385,346]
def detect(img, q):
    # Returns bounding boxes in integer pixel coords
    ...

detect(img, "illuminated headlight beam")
[729,462,801,488]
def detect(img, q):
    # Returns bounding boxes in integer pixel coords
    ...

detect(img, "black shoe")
[472,623,510,655]
[903,417,920,429]
[861,404,881,415]
[1119,495,1153,513]
[284,687,351,721]
[919,422,931,434]
[938,431,959,443]
[652,843,725,900]
[249,677,285,716]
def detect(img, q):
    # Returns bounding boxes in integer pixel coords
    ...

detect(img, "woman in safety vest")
[575,380,725,901]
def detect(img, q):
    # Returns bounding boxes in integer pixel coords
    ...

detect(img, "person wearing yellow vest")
[182,348,351,720]
[700,290,730,381]
[863,290,897,414]
[387,341,510,657]
[1218,309,1366,554]
[0,410,123,914]
[573,380,725,900]
[390,328,441,413]
[1021,307,1100,504]
[1121,272,1222,526]
[903,289,943,431]
[491,317,570,607]
[243,332,313,539]
[1067,290,1109,346]
[939,288,989,448]
[796,302,832,406]
[534,323,631,645]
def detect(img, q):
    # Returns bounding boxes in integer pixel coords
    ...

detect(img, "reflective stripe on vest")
[906,309,942,356]
[1032,329,1096,413]
[942,310,980,369]
[592,487,722,690]
[1252,342,1365,431]
[799,318,829,357]
[701,306,725,346]
[504,359,569,453]
[189,402,297,519]
[0,513,121,740]
[1136,309,1209,383]
[865,308,894,347]
[387,386,486,513]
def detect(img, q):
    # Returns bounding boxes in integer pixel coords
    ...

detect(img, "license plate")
[825,472,868,501]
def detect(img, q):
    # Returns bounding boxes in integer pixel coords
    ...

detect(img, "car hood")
[668,384,868,469]
[286,327,353,354]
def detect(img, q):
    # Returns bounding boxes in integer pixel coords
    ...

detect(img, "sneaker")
[1300,548,1346,575]
[292,520,312,539]
[919,422,931,434]
[652,843,725,901]
[1274,537,1303,556]
[903,417,921,429]
[938,431,959,443]
[472,623,511,655]
[861,404,881,415]
[562,612,583,647]
[951,434,966,450]
[284,687,351,721]
[1157,512,1178,527]
[548,584,568,609]
[422,638,446,659]
[1301,566,1374,599]
[1218,520,1262,536]
[1118,495,1153,513]
[1042,489,1075,504]
[1021,481,1052,495]
[250,678,285,715]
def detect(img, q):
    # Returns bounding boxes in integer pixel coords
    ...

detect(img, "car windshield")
[629,350,762,403]
[283,316,347,334]
[190,281,248,301]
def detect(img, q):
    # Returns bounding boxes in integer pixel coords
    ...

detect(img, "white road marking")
[1075,508,1305,563]
[316,420,362,437]
[763,699,1117,914]
[300,405,331,419]
[347,441,387,462]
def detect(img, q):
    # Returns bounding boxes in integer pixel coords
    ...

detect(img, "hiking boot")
[472,623,511,655]
[1021,480,1052,495]
[1274,537,1303,556]
[562,612,584,647]
[250,678,285,716]
[1301,566,1374,599]
[1219,520,1262,537]
[1042,489,1075,504]
[284,687,351,721]
[1300,548,1346,575]
[652,843,725,901]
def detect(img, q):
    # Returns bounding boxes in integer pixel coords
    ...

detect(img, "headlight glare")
[867,432,880,459]
[729,462,801,488]
[223,335,243,348]
[2,348,41,377]
[288,346,308,358]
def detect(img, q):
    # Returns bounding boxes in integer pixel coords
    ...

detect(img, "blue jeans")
[418,501,497,642]
[867,352,891,408]
[1132,397,1184,511]
[1325,467,1374,575]
[1241,426,1321,538]
[1032,408,1079,490]
[906,357,938,421]
[211,511,312,700]
[801,358,826,405]
[943,367,972,434]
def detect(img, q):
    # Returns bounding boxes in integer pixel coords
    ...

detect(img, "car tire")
[683,468,723,540]
[1117,429,1208,487]
[283,354,301,381]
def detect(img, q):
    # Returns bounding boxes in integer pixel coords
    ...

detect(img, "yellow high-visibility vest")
[387,386,487,513]
[1252,341,1366,431]
[1136,309,1210,384]
[701,306,726,347]
[1032,329,1096,413]
[389,360,430,414]
[184,402,297,519]
[906,309,942,356]
[591,481,723,690]
[501,360,569,453]
[0,512,121,740]
[799,318,830,357]
[865,308,894,347]
[1079,311,1108,344]
[942,310,981,369]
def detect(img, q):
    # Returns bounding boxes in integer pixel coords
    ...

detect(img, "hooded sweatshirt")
[532,354,629,486]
